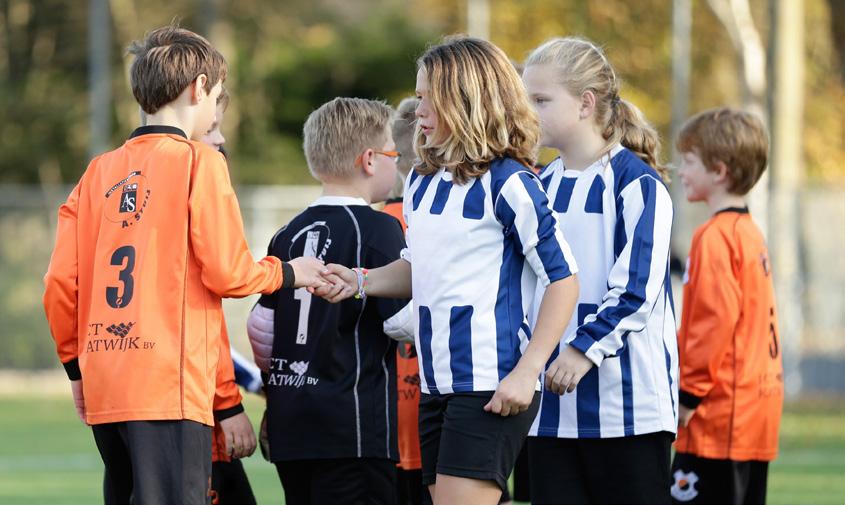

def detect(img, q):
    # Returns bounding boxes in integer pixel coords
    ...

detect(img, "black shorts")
[275,458,396,505]
[419,391,540,493]
[211,459,256,505]
[671,452,769,504]
[528,431,673,505]
[92,420,211,505]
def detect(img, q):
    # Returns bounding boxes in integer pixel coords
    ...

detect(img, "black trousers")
[671,452,769,504]
[211,459,257,505]
[528,431,673,505]
[397,468,424,505]
[275,458,397,505]
[92,420,212,505]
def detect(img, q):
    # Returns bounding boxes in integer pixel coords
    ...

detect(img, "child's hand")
[70,379,87,425]
[287,256,328,289]
[679,405,696,427]
[483,366,537,417]
[545,345,594,395]
[219,411,257,459]
[315,264,358,303]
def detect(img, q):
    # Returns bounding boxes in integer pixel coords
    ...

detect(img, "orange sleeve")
[189,150,283,297]
[678,229,741,405]
[213,320,244,420]
[43,182,82,380]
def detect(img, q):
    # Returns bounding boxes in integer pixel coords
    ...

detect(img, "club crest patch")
[670,469,699,502]
[104,171,151,228]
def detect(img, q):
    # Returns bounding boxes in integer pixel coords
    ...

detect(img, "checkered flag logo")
[106,322,135,338]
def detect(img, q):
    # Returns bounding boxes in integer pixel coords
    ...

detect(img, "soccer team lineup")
[40,23,784,505]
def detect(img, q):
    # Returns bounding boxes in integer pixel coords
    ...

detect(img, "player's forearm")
[362,258,412,299]
[516,275,579,375]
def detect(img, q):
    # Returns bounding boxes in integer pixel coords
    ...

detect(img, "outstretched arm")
[315,258,412,302]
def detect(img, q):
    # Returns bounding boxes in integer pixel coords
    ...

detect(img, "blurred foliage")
[1,0,844,370]
[0,0,842,186]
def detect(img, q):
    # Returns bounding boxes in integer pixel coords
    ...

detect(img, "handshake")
[288,257,360,302]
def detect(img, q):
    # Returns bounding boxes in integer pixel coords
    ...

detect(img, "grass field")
[0,394,843,504]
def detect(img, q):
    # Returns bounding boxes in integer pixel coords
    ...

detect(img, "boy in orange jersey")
[671,107,783,505]
[43,25,327,505]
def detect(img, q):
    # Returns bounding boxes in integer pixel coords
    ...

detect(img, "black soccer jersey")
[259,196,408,462]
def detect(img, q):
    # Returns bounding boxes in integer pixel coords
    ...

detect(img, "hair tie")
[611,95,621,107]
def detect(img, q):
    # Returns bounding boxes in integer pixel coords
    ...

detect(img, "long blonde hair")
[526,37,669,182]
[415,36,540,184]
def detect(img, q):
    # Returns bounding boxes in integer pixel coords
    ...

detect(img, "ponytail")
[604,98,669,182]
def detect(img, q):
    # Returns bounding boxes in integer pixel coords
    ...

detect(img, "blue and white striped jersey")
[402,157,577,395]
[529,145,679,439]
[231,348,262,394]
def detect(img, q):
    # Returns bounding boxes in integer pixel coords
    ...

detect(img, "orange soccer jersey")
[675,208,783,461]
[382,198,421,471]
[43,126,282,427]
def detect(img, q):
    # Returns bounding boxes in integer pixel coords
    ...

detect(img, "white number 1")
[294,231,320,345]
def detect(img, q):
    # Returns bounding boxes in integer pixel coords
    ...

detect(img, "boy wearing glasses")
[247,97,413,505]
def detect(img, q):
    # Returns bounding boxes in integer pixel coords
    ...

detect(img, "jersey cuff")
[281,262,295,289]
[214,403,245,422]
[679,389,703,409]
[63,358,81,381]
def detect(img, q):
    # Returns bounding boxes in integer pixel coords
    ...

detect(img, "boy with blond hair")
[247,97,413,505]
[43,25,326,504]
[672,107,783,504]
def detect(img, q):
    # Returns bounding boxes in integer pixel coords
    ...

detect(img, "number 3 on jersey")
[294,231,320,344]
[106,245,135,308]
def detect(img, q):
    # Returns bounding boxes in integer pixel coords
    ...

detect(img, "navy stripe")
[412,175,434,211]
[577,303,600,326]
[575,302,601,437]
[614,196,627,259]
[576,367,600,437]
[538,346,560,435]
[620,337,634,436]
[578,177,657,344]
[429,178,452,215]
[584,175,605,214]
[665,267,676,315]
[612,149,660,201]
[517,173,572,282]
[553,176,577,212]
[462,178,486,219]
[493,197,524,381]
[663,336,676,415]
[418,306,438,394]
[409,169,420,186]
[448,306,474,389]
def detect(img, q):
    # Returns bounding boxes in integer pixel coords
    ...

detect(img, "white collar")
[309,195,369,207]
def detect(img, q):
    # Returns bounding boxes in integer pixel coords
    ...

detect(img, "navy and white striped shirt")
[403,157,577,395]
[529,145,678,439]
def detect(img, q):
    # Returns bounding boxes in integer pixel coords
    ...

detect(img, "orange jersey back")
[43,126,281,426]
[382,199,421,470]
[675,208,783,461]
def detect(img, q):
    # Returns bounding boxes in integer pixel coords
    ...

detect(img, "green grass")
[0,394,283,505]
[0,395,843,504]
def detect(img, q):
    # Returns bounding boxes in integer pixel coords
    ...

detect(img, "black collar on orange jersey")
[129,125,188,140]
[715,206,750,215]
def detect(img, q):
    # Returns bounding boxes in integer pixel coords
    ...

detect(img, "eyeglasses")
[355,150,401,166]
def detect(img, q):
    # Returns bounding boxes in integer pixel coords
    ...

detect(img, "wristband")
[352,267,369,299]
[281,262,295,289]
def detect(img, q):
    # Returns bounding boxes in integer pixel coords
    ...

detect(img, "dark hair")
[127,25,227,114]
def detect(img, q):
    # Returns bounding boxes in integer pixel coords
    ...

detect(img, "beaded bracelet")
[352,267,369,299]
